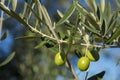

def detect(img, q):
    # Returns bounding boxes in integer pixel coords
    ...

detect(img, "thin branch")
[66,58,78,80]
[0,2,66,43]
[37,0,60,43]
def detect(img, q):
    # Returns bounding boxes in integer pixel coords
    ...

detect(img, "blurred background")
[0,0,120,80]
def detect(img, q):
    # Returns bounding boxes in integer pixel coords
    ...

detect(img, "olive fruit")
[87,50,99,61]
[54,52,66,66]
[81,48,99,61]
[77,57,90,71]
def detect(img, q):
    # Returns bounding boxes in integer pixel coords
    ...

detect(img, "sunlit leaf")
[0,29,8,41]
[116,0,120,8]
[0,52,15,67]
[104,1,111,19]
[21,2,27,18]
[85,0,97,12]
[11,0,17,11]
[106,27,120,43]
[57,10,69,23]
[100,0,105,13]
[26,0,35,22]
[56,2,76,26]
[35,0,42,22]
[76,2,88,16]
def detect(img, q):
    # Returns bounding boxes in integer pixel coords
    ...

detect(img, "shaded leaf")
[105,11,118,36]
[0,29,8,41]
[81,21,100,35]
[0,52,15,67]
[97,6,100,20]
[86,14,100,30]
[88,71,105,80]
[35,40,48,49]
[101,19,106,35]
[15,36,40,40]
[56,2,76,26]
[12,0,17,11]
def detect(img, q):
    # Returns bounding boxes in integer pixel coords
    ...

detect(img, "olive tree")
[0,0,120,80]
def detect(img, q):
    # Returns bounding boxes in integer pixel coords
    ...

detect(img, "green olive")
[87,50,99,61]
[77,57,90,71]
[81,48,99,61]
[54,52,66,66]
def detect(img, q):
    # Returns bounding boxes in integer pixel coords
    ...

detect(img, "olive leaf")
[115,0,120,8]
[56,2,76,26]
[100,0,105,13]
[35,40,48,49]
[0,52,15,67]
[105,11,119,36]
[0,29,8,41]
[35,0,42,22]
[15,36,40,40]
[101,19,106,35]
[85,0,97,12]
[11,0,17,11]
[106,27,120,43]
[88,71,105,80]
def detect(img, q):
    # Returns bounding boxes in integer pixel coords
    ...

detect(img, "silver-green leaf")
[0,52,15,67]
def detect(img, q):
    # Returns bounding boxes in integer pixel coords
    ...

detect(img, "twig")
[0,2,66,43]
[85,71,89,80]
[66,59,78,80]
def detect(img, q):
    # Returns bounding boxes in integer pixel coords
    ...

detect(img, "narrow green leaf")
[11,0,17,11]
[42,6,52,26]
[21,2,27,18]
[100,0,105,13]
[15,36,40,40]
[76,2,88,16]
[104,1,111,18]
[96,6,101,20]
[116,0,120,8]
[35,41,48,49]
[26,0,35,22]
[0,29,8,41]
[106,27,120,43]
[86,14,100,30]
[85,0,97,12]
[105,11,118,35]
[0,52,15,67]
[57,10,64,18]
[57,10,70,23]
[56,2,76,26]
[101,19,106,35]
[35,0,42,21]
[1,0,5,3]
[81,21,100,35]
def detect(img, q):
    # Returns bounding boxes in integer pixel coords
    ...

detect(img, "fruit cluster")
[54,48,99,71]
